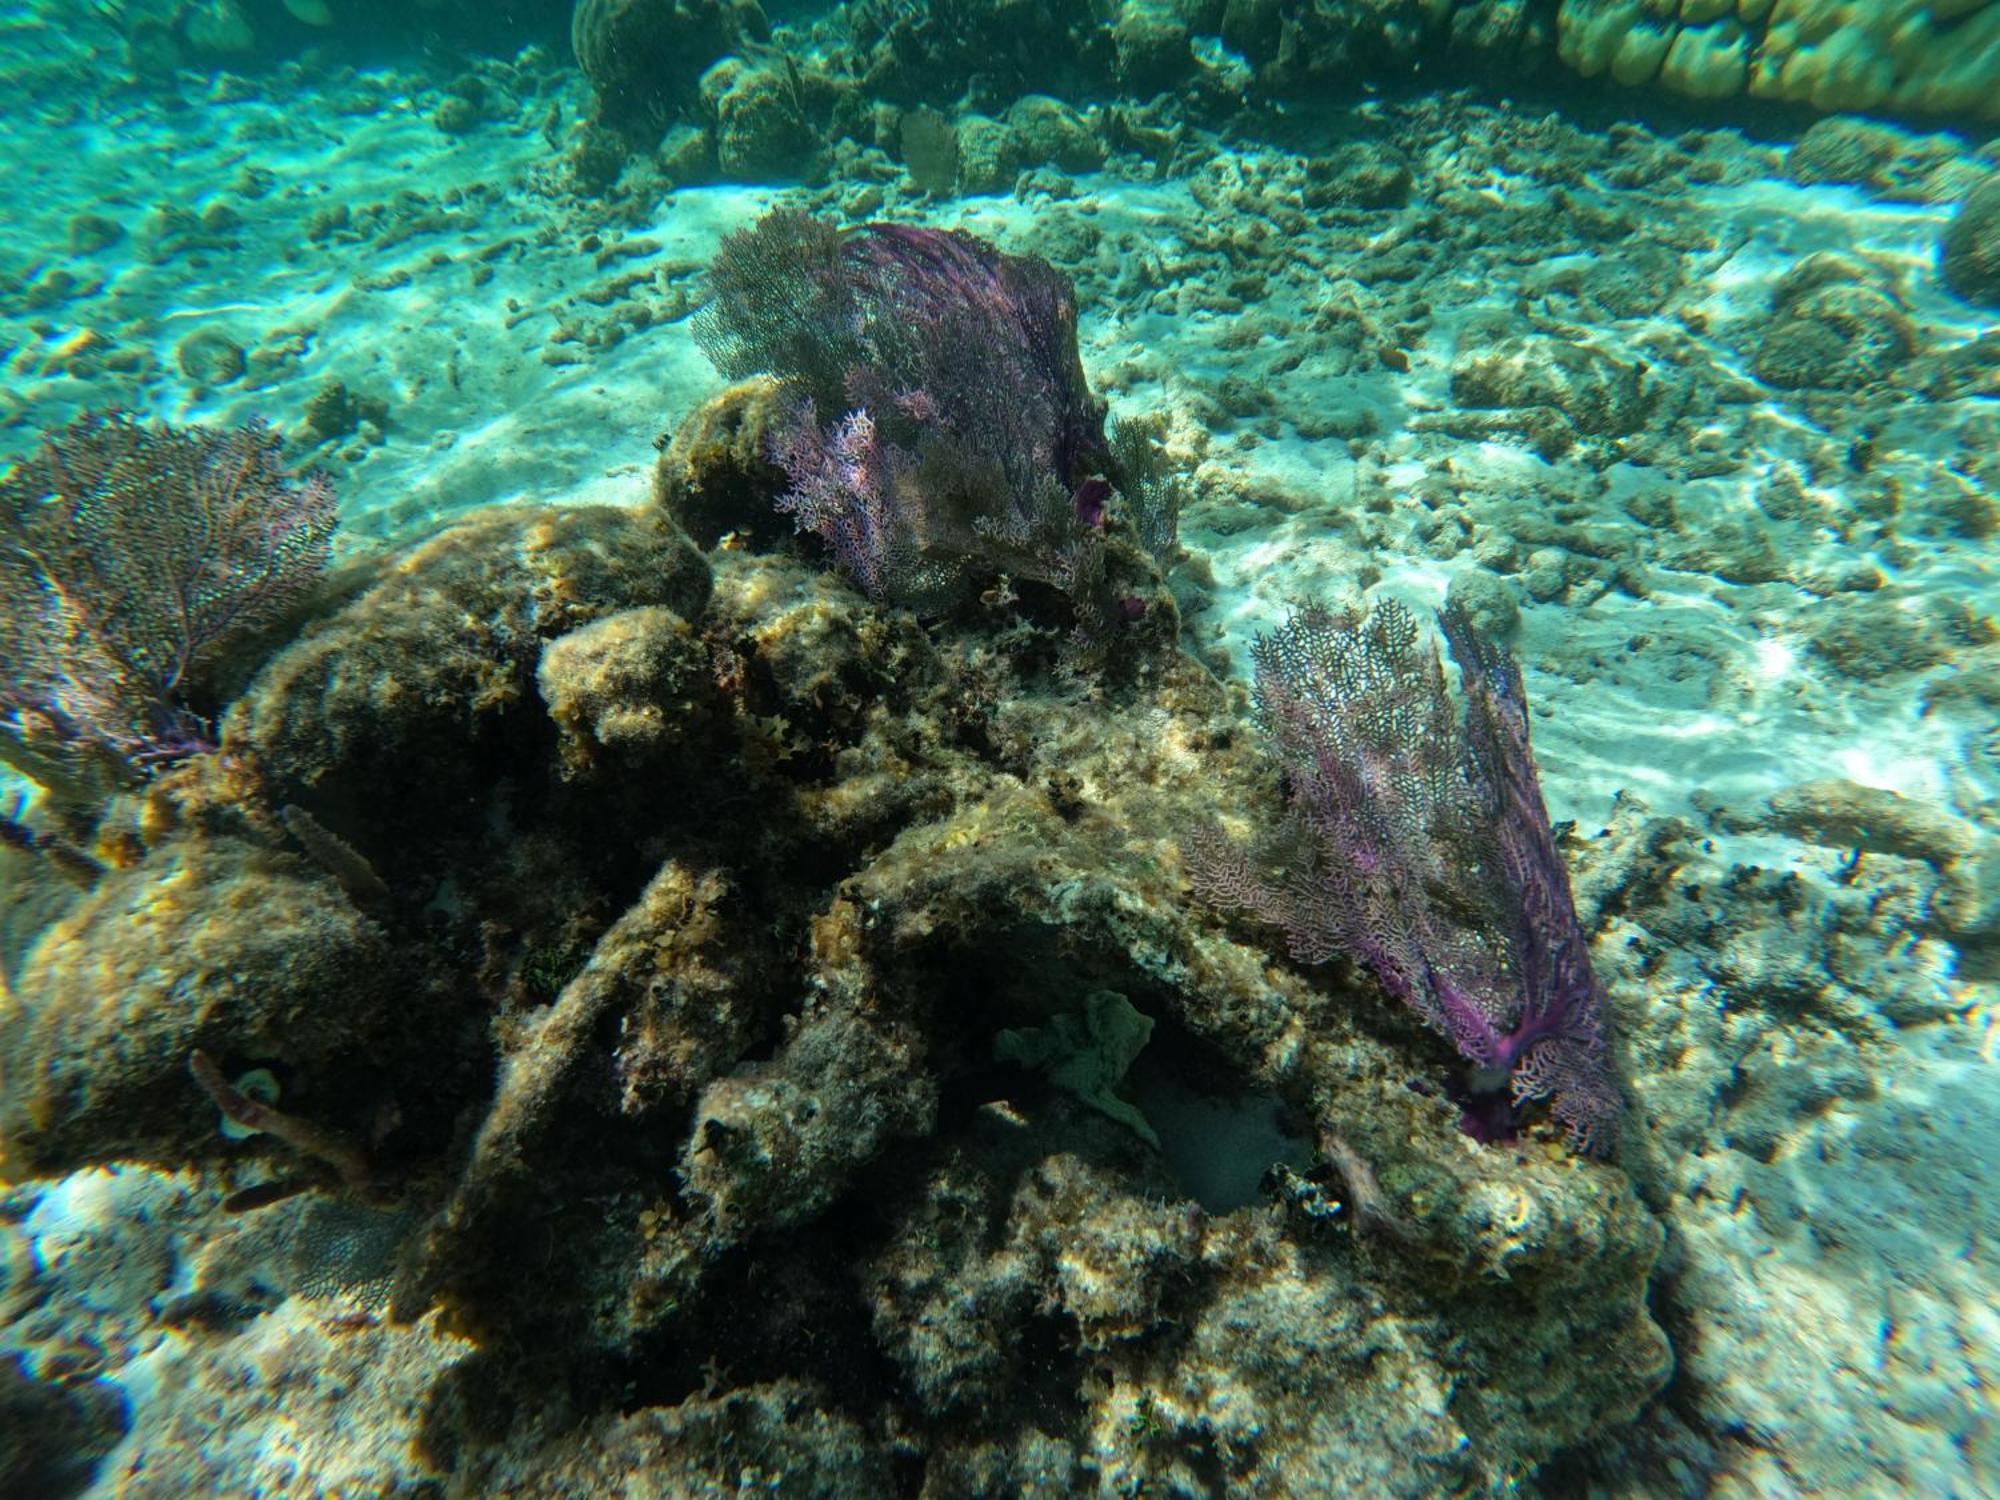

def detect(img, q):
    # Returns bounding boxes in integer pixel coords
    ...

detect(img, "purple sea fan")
[695,209,1149,608]
[1187,598,1620,1156]
[833,219,1111,500]
[0,411,337,795]
[769,401,954,605]
[696,210,1110,498]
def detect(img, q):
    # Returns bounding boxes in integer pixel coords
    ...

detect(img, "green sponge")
[996,990,1160,1147]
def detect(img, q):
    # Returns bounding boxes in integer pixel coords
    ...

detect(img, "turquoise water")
[1,3,1996,1495]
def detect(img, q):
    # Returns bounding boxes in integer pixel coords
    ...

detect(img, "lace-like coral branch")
[0,411,335,791]
[769,401,958,605]
[1189,598,1619,1155]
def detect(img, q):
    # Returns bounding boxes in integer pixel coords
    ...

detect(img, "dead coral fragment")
[280,804,390,910]
[189,1048,372,1193]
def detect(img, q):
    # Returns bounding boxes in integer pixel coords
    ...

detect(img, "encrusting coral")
[1558,0,2000,118]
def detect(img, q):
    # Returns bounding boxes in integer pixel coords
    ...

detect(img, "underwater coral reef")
[1,2,1996,1496]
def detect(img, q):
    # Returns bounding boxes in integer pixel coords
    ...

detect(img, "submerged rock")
[225,503,710,798]
[0,837,395,1173]
[953,113,1026,195]
[699,56,819,180]
[1941,171,2000,308]
[571,0,768,137]
[1450,333,1652,438]
[0,1349,127,1497]
[1786,116,1975,202]
[1004,94,1104,174]
[538,606,717,779]
[1763,778,1978,868]
[649,375,792,548]
[1755,255,1918,391]
[0,444,1667,1487]
[385,532,1668,1490]
[174,325,245,386]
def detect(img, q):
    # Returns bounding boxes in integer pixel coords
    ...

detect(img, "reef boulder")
[571,0,769,137]
[1941,170,2000,307]
[0,836,396,1173]
[224,504,710,802]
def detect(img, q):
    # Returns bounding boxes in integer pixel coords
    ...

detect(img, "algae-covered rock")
[571,0,768,136]
[846,0,1118,109]
[1762,777,1977,867]
[862,1099,1665,1493]
[432,93,479,136]
[1754,284,1916,389]
[699,55,819,180]
[1754,254,1917,391]
[1004,94,1105,174]
[1218,0,1465,87]
[1303,143,1414,209]
[0,387,1673,1494]
[1787,116,1974,202]
[1941,171,2000,307]
[537,606,717,779]
[370,529,1667,1492]
[954,113,1026,195]
[0,837,395,1172]
[650,375,792,549]
[683,1000,938,1235]
[455,1382,890,1495]
[1113,1,1195,92]
[300,379,388,443]
[225,504,710,798]
[65,211,125,255]
[1450,333,1652,438]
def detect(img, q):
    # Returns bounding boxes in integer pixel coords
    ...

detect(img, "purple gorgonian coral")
[1188,598,1620,1155]
[0,412,336,798]
[695,209,1178,620]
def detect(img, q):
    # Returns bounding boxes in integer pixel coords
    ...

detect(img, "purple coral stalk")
[0,411,336,787]
[1439,602,1620,1152]
[1188,598,1619,1155]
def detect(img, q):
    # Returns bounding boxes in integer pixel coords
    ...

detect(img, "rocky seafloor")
[1,2,1998,1497]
